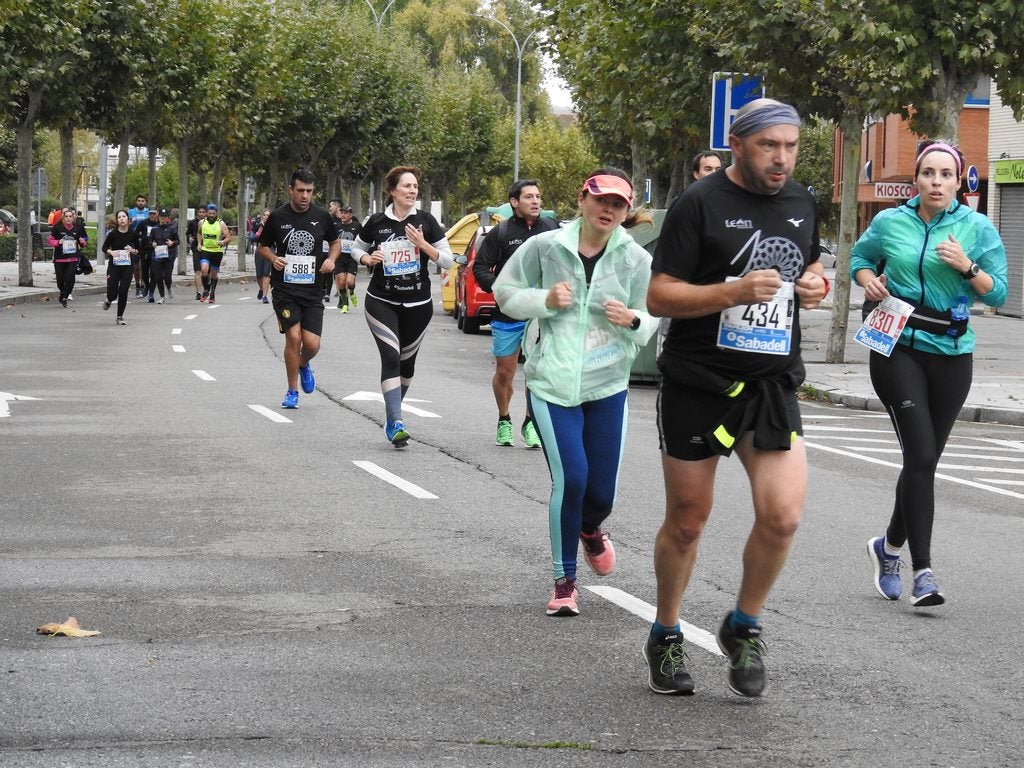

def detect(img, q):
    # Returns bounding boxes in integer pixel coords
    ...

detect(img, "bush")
[0,234,15,261]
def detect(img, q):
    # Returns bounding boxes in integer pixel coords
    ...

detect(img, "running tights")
[869,345,973,571]
[106,264,134,317]
[364,295,433,422]
[149,258,174,297]
[529,389,628,581]
[54,261,77,300]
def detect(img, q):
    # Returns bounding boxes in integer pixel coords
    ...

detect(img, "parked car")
[0,208,16,234]
[453,224,494,334]
[442,212,482,313]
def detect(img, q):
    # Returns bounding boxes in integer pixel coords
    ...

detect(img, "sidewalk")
[3,257,1022,425]
[0,248,257,305]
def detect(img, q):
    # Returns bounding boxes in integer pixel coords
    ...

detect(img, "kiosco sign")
[874,182,916,200]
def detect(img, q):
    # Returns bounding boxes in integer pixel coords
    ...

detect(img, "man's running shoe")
[298,364,315,394]
[580,529,615,576]
[195,291,202,301]
[386,420,410,448]
[208,292,216,303]
[116,316,127,326]
[496,419,514,447]
[60,297,67,308]
[168,286,174,299]
[643,630,695,695]
[522,420,542,449]
[911,570,945,607]
[867,536,902,600]
[200,291,209,303]
[545,577,579,616]
[148,295,155,303]
[157,297,165,304]
[257,289,264,300]
[281,389,299,409]
[262,296,269,304]
[350,292,358,308]
[103,299,111,311]
[716,613,767,697]
[339,303,349,314]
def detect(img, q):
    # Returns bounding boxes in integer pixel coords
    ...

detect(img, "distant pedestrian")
[197,203,232,303]
[148,208,178,303]
[329,201,362,314]
[493,167,658,617]
[351,166,453,447]
[102,209,142,325]
[48,207,88,308]
[253,208,272,304]
[852,139,1008,608]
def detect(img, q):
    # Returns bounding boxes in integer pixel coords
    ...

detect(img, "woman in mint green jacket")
[852,141,1007,608]
[493,168,659,617]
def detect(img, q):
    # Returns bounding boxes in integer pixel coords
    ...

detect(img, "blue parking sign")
[710,73,765,151]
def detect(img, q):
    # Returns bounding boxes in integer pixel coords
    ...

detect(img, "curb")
[799,383,1024,427]
[0,273,254,308]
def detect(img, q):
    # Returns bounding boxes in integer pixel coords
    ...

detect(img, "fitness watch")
[962,262,980,279]
[630,315,641,330]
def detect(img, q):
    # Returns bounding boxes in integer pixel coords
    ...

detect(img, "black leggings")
[54,261,77,300]
[364,295,433,385]
[150,258,175,296]
[869,345,973,571]
[106,264,134,317]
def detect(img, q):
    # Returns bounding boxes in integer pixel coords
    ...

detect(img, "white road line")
[172,345,186,353]
[806,441,1024,500]
[184,314,197,320]
[207,303,220,309]
[247,404,293,423]
[803,425,896,434]
[978,479,1024,486]
[344,391,441,418]
[239,296,252,301]
[352,461,438,499]
[172,328,182,335]
[191,370,216,381]
[851,447,1024,463]
[584,586,724,657]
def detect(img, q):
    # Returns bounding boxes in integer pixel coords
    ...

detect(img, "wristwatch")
[962,262,980,279]
[630,315,641,330]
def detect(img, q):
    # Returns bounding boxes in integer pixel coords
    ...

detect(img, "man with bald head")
[642,99,829,698]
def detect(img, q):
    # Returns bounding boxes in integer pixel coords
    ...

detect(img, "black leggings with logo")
[869,344,973,571]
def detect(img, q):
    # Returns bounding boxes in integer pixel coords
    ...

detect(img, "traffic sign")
[710,73,765,151]
[967,164,979,193]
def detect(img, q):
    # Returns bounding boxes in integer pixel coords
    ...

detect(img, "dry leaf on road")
[35,616,101,638]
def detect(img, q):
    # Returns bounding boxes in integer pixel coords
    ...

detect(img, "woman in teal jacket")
[852,140,1007,608]
[493,168,659,617]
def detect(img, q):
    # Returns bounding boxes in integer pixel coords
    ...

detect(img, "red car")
[454,225,494,334]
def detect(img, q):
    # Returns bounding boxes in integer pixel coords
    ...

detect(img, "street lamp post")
[364,0,396,31]
[473,15,536,180]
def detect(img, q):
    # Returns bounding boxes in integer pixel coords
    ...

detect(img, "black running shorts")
[273,289,325,336]
[657,375,803,461]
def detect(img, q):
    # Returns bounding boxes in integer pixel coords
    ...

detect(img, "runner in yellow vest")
[198,203,232,303]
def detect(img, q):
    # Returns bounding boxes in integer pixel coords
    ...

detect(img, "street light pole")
[472,15,536,180]
[364,0,396,31]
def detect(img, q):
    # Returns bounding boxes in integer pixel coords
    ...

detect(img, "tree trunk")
[665,157,687,207]
[825,117,863,364]
[16,121,37,286]
[630,138,647,207]
[211,153,224,208]
[148,142,158,207]
[177,138,190,274]
[60,125,74,207]
[235,169,247,271]
[113,130,130,211]
[196,169,208,211]
[348,179,362,219]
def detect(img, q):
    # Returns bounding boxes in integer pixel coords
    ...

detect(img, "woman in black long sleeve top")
[102,209,141,324]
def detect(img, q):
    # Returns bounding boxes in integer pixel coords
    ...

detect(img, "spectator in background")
[691,150,723,182]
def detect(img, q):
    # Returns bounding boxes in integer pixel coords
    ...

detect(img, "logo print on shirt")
[283,228,315,257]
[726,219,753,229]
[730,230,805,282]
[787,218,804,227]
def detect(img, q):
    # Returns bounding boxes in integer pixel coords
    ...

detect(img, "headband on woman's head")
[581,174,633,204]
[916,142,963,177]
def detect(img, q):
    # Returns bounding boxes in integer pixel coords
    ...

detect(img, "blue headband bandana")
[730,102,802,138]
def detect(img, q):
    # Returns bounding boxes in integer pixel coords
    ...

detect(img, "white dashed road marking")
[184,314,197,320]
[352,461,438,499]
[172,328,182,335]
[584,586,724,657]
[191,370,216,381]
[248,405,293,423]
[172,345,186,353]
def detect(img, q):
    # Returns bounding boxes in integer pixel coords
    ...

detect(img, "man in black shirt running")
[257,168,340,409]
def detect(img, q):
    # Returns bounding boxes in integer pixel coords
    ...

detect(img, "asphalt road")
[2,282,1023,767]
